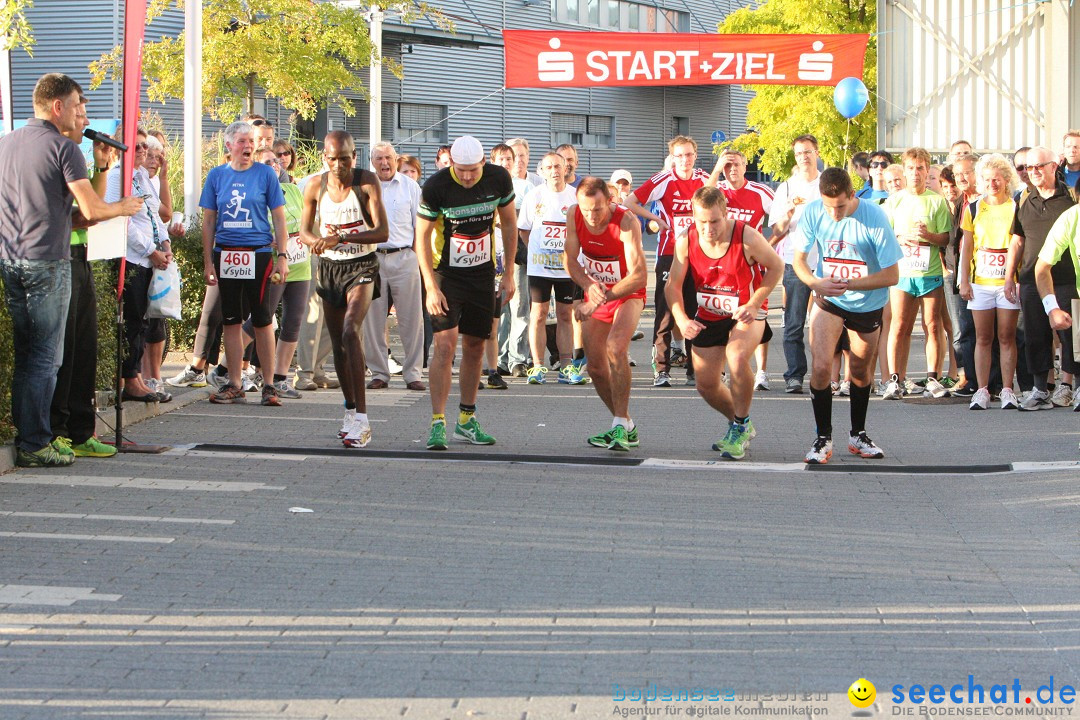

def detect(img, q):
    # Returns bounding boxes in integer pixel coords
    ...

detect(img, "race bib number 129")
[220,250,255,279]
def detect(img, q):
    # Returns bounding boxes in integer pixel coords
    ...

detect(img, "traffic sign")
[711,130,726,144]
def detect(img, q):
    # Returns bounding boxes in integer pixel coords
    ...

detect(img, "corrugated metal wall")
[878,0,1077,154]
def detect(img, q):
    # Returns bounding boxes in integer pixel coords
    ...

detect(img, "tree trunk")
[247,73,255,116]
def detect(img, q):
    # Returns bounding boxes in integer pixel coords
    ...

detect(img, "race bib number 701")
[220,249,255,279]
[449,232,491,268]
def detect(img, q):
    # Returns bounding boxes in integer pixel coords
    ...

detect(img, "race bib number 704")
[584,257,622,287]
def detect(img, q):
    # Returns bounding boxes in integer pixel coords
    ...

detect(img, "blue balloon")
[833,77,869,119]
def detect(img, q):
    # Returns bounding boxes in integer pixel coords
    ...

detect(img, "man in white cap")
[610,169,633,203]
[416,135,518,450]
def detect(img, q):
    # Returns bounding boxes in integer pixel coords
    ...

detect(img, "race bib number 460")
[584,257,622,286]
[449,232,491,268]
[823,256,867,281]
[220,249,255,279]
[540,221,566,251]
[899,244,930,274]
[696,290,739,316]
[975,248,1007,281]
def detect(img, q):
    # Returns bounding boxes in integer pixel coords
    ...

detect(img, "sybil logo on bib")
[540,221,567,251]
[220,249,255,279]
[975,248,1008,281]
[450,232,492,268]
[585,256,622,287]
[899,244,930,274]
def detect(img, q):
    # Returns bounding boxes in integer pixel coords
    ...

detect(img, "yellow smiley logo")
[848,678,876,708]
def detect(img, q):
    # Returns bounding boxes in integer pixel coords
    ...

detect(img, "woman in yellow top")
[958,154,1022,410]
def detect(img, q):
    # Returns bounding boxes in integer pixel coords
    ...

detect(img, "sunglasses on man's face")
[251,119,272,128]
[869,161,889,168]
[276,151,292,158]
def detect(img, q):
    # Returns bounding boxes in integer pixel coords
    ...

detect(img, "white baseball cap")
[610,169,633,185]
[450,135,485,165]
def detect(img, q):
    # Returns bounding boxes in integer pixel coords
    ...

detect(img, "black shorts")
[760,321,773,347]
[214,249,275,327]
[815,295,883,335]
[528,275,576,305]
[316,253,380,309]
[432,270,496,339]
[693,317,764,349]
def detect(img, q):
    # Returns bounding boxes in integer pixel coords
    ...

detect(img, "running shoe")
[387,352,404,376]
[882,374,904,400]
[999,387,1019,410]
[166,366,207,388]
[804,436,833,465]
[924,377,947,399]
[653,371,672,387]
[785,377,803,394]
[713,422,752,460]
[16,444,73,468]
[952,384,976,398]
[587,428,614,448]
[427,421,448,450]
[607,424,631,451]
[70,436,117,458]
[754,370,770,391]
[510,363,528,378]
[627,425,640,447]
[273,380,302,399]
[1019,388,1053,411]
[343,421,372,448]
[486,371,508,390]
[338,412,354,438]
[242,374,259,393]
[51,437,75,457]
[628,353,637,367]
[261,385,281,407]
[527,366,548,384]
[454,417,496,445]
[571,356,587,373]
[1051,383,1074,408]
[684,373,696,387]
[848,431,885,459]
[206,366,228,390]
[837,380,851,397]
[875,380,888,396]
[209,385,246,404]
[940,377,958,391]
[294,376,318,391]
[558,365,587,385]
[631,330,645,341]
[146,378,173,403]
[669,349,688,367]
[969,387,991,410]
[830,381,840,395]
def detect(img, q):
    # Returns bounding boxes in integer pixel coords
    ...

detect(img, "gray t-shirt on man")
[0,118,89,261]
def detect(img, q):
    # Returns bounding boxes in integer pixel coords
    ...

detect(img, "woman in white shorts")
[959,153,1021,410]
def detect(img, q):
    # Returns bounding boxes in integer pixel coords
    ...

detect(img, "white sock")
[671,339,684,351]
[612,416,628,429]
[355,412,369,425]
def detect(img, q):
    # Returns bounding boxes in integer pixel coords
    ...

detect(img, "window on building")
[551,0,687,32]
[393,102,448,144]
[672,116,689,138]
[552,112,615,149]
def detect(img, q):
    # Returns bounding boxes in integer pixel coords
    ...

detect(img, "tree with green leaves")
[717,0,876,179]
[1,0,35,55]
[90,0,449,122]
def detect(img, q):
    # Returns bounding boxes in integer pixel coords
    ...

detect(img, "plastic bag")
[147,263,182,320]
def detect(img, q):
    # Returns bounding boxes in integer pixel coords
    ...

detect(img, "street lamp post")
[183,0,202,225]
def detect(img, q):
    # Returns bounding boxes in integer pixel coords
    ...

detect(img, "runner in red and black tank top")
[687,220,760,323]
[574,204,647,300]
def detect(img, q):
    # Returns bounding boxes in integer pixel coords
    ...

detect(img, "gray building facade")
[10,0,752,183]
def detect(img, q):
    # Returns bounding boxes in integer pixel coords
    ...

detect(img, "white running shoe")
[1019,388,1053,411]
[343,421,372,448]
[999,387,1019,410]
[804,436,833,465]
[837,380,850,397]
[1051,383,1074,408]
[387,353,404,376]
[848,431,885,459]
[882,374,904,400]
[754,370,770,391]
[338,412,355,439]
[924,377,947,399]
[166,367,207,388]
[205,366,228,390]
[969,387,991,410]
[273,379,302,400]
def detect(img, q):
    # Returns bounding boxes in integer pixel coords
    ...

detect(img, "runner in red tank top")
[667,186,783,460]
[563,178,648,452]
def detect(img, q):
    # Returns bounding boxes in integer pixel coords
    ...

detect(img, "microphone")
[83,128,128,152]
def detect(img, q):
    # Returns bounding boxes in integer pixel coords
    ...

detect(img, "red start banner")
[503,31,871,89]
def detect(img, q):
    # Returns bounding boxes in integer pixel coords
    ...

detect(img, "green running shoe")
[71,437,117,458]
[607,424,630,452]
[426,421,448,451]
[527,366,547,384]
[51,437,75,457]
[627,426,640,447]
[16,444,74,468]
[454,417,496,445]
[587,428,613,448]
[713,422,752,460]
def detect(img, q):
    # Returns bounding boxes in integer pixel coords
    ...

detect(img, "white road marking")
[0,511,233,525]
[0,531,173,543]
[0,585,121,606]
[0,475,283,492]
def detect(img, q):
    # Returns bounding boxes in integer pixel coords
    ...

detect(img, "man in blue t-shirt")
[1063,131,1080,194]
[792,167,902,465]
[199,120,288,406]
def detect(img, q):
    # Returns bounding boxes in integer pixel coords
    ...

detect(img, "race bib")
[899,244,930,274]
[220,249,255,280]
[673,214,693,236]
[540,221,566,251]
[285,233,308,265]
[975,248,1008,281]
[449,232,491,268]
[584,257,622,287]
[823,256,867,282]
[696,289,739,316]
[322,241,368,261]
